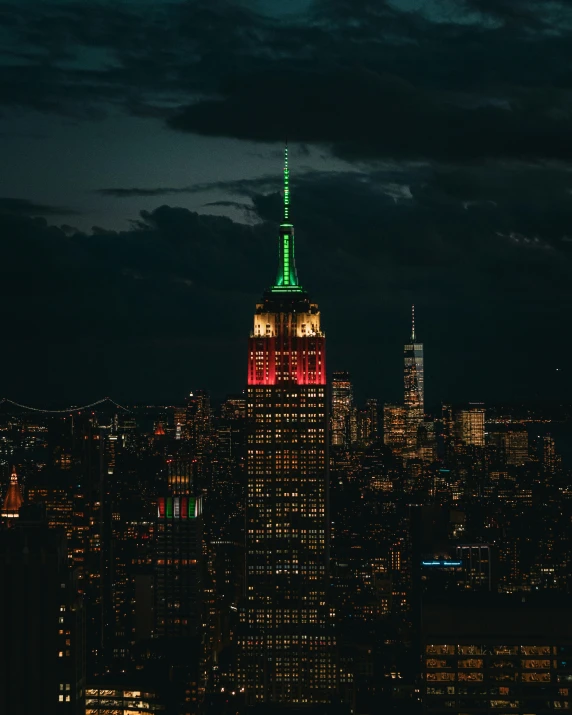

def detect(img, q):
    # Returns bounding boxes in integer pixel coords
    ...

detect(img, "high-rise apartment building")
[237,147,337,704]
[0,505,86,714]
[331,371,353,448]
[456,404,485,447]
[504,428,529,466]
[441,404,454,454]
[488,427,529,467]
[541,435,559,474]
[404,306,424,454]
[154,495,203,638]
[384,404,407,453]
[365,398,379,442]
[455,544,493,591]
[186,390,212,454]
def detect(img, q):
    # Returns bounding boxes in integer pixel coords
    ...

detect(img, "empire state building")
[237,147,337,704]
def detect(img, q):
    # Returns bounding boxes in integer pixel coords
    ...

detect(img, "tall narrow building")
[455,403,485,448]
[238,146,337,704]
[0,505,86,714]
[404,305,424,455]
[154,494,203,638]
[331,371,353,448]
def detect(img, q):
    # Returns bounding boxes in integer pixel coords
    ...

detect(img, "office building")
[186,390,212,453]
[404,306,424,455]
[384,404,407,453]
[154,494,203,638]
[456,404,485,448]
[86,680,165,714]
[331,371,353,449]
[0,505,86,714]
[237,146,337,704]
[422,593,572,714]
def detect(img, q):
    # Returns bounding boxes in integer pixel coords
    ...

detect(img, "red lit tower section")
[247,304,326,386]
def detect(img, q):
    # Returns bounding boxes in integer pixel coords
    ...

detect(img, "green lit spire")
[284,142,290,221]
[272,142,302,292]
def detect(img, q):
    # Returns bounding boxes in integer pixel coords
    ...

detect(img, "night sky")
[0,0,569,406]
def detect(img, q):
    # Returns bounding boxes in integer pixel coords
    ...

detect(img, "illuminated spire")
[411,304,416,342]
[273,141,301,292]
[284,141,290,222]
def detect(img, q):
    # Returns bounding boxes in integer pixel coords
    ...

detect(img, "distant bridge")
[0,397,130,414]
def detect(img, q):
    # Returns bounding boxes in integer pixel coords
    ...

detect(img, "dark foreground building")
[0,505,85,714]
[422,593,572,714]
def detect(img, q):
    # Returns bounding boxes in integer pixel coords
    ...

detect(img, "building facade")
[422,594,572,714]
[0,506,86,714]
[331,371,353,449]
[237,147,337,704]
[384,404,407,454]
[154,495,203,638]
[404,306,424,455]
[456,404,486,448]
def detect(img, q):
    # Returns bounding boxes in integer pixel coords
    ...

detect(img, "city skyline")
[2,2,572,714]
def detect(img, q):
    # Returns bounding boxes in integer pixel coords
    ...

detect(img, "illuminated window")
[522,659,550,669]
[426,645,455,655]
[521,646,550,655]
[426,673,456,682]
[458,672,483,681]
[427,659,450,669]
[494,646,518,655]
[522,672,550,682]
[459,659,483,668]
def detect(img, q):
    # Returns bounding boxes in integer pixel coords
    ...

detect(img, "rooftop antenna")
[283,140,290,222]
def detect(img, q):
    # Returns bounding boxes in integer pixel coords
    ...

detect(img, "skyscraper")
[0,505,86,714]
[456,403,485,447]
[383,404,407,454]
[404,306,424,455]
[331,371,353,448]
[238,146,337,704]
[154,494,203,638]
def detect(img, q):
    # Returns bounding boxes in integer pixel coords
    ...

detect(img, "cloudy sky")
[0,0,570,405]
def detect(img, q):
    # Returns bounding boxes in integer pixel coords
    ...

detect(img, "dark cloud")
[460,0,569,27]
[167,61,572,163]
[201,200,254,211]
[0,197,78,216]
[1,164,571,403]
[96,187,195,198]
[4,0,572,165]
